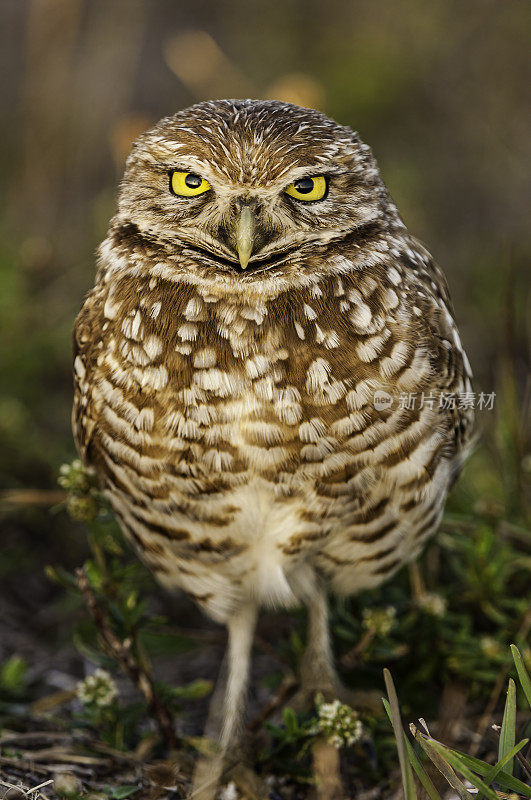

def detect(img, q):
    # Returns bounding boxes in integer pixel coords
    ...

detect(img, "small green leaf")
[167,678,213,700]
[44,564,78,589]
[498,678,516,775]
[283,706,299,736]
[428,740,506,800]
[511,643,531,708]
[440,745,531,797]
[85,559,103,589]
[72,631,114,667]
[0,655,27,691]
[477,739,529,800]
[111,785,139,799]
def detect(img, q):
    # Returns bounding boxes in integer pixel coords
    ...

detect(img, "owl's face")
[117,100,393,278]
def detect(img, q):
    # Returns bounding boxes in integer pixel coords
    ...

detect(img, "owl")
[73,99,473,793]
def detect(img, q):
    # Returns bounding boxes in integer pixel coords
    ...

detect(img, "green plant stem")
[76,566,179,750]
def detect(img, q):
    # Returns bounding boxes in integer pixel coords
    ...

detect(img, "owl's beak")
[234,205,255,269]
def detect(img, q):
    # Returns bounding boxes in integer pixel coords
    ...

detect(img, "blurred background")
[0,0,529,709]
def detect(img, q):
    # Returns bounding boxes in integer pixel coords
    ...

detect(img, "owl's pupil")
[185,173,202,188]
[294,178,315,194]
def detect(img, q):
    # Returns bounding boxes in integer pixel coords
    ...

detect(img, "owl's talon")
[191,748,267,800]
[224,761,269,800]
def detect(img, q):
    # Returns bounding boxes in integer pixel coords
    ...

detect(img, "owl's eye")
[285,175,327,202]
[170,171,211,197]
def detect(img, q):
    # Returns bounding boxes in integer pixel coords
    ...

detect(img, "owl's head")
[116,100,398,278]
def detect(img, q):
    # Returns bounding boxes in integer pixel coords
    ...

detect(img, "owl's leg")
[192,602,260,800]
[219,602,258,751]
[295,581,338,707]
[293,584,379,713]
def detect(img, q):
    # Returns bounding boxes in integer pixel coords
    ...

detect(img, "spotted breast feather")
[73,223,472,623]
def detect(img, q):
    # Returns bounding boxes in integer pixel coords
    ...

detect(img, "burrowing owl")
[73,99,473,785]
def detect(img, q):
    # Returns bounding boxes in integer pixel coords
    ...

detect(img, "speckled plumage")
[73,99,473,784]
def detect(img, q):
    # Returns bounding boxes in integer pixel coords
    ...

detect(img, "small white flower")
[362,606,396,636]
[77,668,118,708]
[480,637,503,661]
[58,459,91,493]
[315,699,363,749]
[417,592,447,617]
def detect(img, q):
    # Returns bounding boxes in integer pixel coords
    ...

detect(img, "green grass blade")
[383,700,442,800]
[410,724,474,800]
[441,745,531,797]
[428,741,500,800]
[405,737,442,800]
[383,669,417,800]
[511,643,531,708]
[498,678,516,775]
[477,739,529,800]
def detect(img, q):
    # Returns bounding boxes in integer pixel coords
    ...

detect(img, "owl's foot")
[288,678,380,714]
[224,759,269,800]
[191,739,268,800]
[289,655,380,714]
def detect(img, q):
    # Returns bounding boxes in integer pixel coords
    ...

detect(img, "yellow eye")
[285,175,327,202]
[170,171,211,197]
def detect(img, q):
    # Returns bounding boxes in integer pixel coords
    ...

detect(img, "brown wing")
[72,284,106,466]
